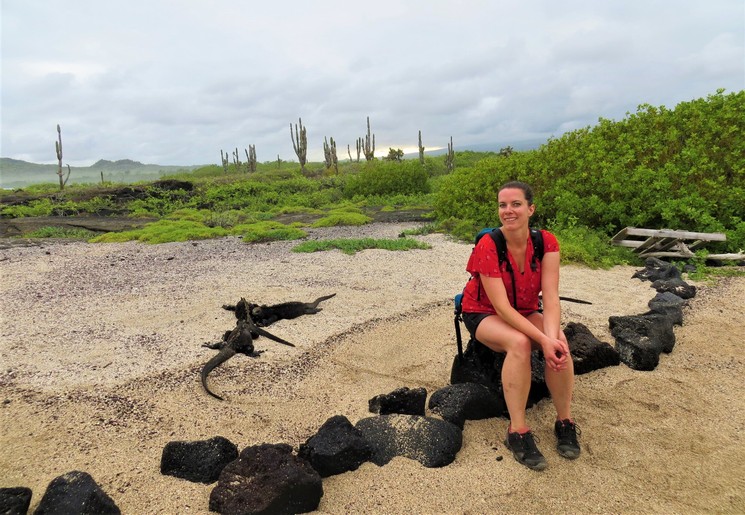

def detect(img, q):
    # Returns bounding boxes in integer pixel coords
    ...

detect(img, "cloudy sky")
[2,0,743,167]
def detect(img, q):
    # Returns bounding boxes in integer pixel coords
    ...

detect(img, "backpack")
[453,227,544,360]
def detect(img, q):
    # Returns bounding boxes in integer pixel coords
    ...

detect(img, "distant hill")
[0,158,204,189]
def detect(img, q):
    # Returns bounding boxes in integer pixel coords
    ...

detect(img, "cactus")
[323,136,338,174]
[347,138,362,163]
[245,145,257,173]
[362,116,375,161]
[445,136,455,172]
[290,118,308,171]
[54,124,71,190]
[418,130,425,164]
[220,150,229,173]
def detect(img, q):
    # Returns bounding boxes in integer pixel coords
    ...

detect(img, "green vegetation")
[91,220,230,244]
[3,90,743,270]
[237,221,307,243]
[292,237,432,255]
[22,226,98,239]
[435,90,745,255]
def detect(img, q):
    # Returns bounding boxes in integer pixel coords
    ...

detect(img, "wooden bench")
[610,227,742,260]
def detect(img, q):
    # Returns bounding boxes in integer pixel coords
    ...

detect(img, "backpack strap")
[529,228,544,271]
[489,228,518,311]
[489,227,545,309]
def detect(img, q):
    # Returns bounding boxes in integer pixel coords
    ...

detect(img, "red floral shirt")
[461,229,560,316]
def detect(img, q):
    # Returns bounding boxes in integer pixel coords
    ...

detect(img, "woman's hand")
[541,336,570,372]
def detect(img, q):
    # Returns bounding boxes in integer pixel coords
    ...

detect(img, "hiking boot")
[554,419,581,459]
[504,430,547,471]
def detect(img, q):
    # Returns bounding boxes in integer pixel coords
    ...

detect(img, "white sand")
[1,223,743,514]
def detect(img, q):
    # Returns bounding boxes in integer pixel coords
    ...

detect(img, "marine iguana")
[223,293,336,327]
[201,298,295,400]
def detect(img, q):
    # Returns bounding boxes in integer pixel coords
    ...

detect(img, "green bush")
[550,222,636,269]
[433,90,745,254]
[344,160,430,198]
[1,198,55,218]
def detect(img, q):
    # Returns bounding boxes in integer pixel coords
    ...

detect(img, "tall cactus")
[54,124,71,190]
[245,145,257,173]
[290,118,308,172]
[445,136,455,172]
[220,149,229,173]
[362,116,375,161]
[347,138,362,163]
[418,130,425,164]
[323,136,338,174]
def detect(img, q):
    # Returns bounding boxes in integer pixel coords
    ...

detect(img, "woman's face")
[498,187,535,229]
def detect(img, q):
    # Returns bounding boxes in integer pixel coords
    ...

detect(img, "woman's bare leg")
[526,312,574,420]
[475,315,534,431]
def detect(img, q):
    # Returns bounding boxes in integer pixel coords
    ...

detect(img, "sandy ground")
[1,222,743,514]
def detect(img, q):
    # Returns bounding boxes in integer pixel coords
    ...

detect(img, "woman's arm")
[540,251,562,340]
[481,265,569,372]
[481,274,552,347]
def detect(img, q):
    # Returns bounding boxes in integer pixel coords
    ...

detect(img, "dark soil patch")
[0,208,432,242]
[0,216,158,238]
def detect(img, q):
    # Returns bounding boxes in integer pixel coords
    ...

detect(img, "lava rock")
[563,322,621,374]
[160,436,238,484]
[368,386,427,416]
[209,443,322,515]
[355,414,462,467]
[646,291,687,326]
[651,277,697,299]
[298,415,372,477]
[632,257,681,282]
[428,382,504,428]
[0,487,32,515]
[609,313,677,370]
[34,471,120,515]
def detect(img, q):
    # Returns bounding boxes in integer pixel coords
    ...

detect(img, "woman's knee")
[503,333,532,359]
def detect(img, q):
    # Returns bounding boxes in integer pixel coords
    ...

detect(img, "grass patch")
[90,220,229,244]
[292,237,431,255]
[20,226,98,239]
[311,211,373,228]
[399,223,439,236]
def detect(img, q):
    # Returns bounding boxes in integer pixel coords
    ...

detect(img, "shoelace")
[558,421,581,439]
[512,431,541,453]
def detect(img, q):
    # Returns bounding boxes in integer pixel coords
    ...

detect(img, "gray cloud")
[1,0,743,166]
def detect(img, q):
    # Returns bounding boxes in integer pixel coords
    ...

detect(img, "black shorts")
[461,312,492,340]
[462,310,543,341]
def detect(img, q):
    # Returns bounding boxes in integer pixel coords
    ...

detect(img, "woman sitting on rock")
[460,180,580,471]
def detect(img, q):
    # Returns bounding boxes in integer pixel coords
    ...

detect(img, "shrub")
[549,222,636,269]
[1,198,55,218]
[233,221,307,243]
[311,212,372,227]
[292,237,431,255]
[344,160,430,198]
